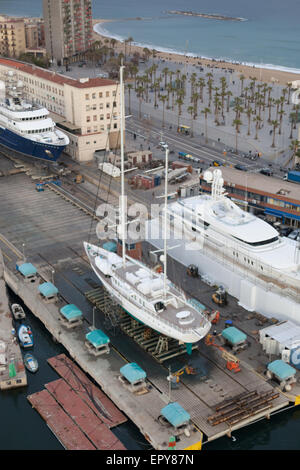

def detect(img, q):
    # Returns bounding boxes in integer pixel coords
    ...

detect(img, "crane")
[205,334,241,373]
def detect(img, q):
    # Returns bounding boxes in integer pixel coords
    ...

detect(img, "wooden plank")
[28,390,96,450]
[47,354,127,428]
[45,379,125,450]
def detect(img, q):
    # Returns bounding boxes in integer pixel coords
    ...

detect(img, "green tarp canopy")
[18,263,37,277]
[38,282,58,298]
[120,363,146,384]
[86,329,110,347]
[161,402,190,428]
[60,304,82,320]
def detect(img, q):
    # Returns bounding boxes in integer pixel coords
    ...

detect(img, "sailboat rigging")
[83,65,211,347]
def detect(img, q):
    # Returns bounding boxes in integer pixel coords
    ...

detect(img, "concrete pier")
[0,250,27,390]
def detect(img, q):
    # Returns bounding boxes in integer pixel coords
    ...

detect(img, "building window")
[106,102,110,108]
[86,116,90,122]
[86,105,90,111]
[99,103,103,110]
[114,123,117,129]
[93,115,97,121]
[100,114,104,120]
[85,93,89,100]
[106,91,110,97]
[92,93,96,99]
[99,92,103,98]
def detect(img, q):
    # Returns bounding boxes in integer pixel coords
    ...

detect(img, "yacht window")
[233,235,279,247]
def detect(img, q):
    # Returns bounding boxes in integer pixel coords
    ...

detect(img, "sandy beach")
[92,18,300,86]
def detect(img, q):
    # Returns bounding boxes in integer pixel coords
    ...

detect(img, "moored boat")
[24,353,38,373]
[18,324,33,348]
[11,303,26,321]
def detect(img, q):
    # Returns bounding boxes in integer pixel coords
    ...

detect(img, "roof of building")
[60,304,82,321]
[0,58,117,89]
[267,359,296,380]
[205,167,300,203]
[120,363,146,384]
[260,321,300,350]
[86,329,110,347]
[161,402,190,428]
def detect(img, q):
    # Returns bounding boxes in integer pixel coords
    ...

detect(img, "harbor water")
[1,288,300,451]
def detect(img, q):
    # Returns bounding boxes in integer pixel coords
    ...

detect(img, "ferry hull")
[0,127,66,162]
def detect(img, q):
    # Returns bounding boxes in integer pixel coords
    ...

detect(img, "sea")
[1,0,300,73]
[1,0,300,452]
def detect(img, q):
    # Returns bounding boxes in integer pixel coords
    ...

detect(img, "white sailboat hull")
[85,243,211,343]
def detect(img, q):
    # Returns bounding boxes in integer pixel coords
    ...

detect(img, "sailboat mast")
[163,147,169,296]
[120,63,126,266]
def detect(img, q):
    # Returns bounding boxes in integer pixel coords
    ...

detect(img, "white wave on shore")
[94,22,300,75]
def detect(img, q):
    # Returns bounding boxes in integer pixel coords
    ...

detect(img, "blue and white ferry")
[0,72,69,162]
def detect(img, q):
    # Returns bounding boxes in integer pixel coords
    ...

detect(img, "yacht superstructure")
[147,169,300,323]
[0,71,69,161]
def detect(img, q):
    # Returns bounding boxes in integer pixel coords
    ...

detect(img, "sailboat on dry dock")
[84,65,211,348]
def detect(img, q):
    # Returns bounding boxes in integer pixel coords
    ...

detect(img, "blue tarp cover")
[222,326,247,345]
[161,402,190,427]
[120,363,146,383]
[86,329,110,347]
[38,282,58,297]
[18,263,37,277]
[267,359,296,380]
[103,241,117,252]
[60,304,82,320]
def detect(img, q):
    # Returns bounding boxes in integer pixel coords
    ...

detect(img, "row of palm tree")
[125,63,299,153]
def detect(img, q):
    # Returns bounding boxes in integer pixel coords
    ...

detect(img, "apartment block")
[0,58,121,162]
[0,16,26,58]
[43,0,93,64]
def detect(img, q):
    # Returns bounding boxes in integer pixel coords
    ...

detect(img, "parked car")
[212,160,223,167]
[260,168,273,176]
[288,229,300,241]
[234,164,247,171]
[159,141,168,149]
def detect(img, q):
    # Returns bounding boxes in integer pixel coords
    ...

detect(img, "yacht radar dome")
[203,170,213,182]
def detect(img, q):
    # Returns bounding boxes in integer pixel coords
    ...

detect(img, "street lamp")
[22,243,26,262]
[51,269,55,285]
[92,306,96,330]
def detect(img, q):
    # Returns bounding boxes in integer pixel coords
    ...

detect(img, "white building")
[0,57,121,162]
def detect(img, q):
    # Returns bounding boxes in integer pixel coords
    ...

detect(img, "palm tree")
[127,36,134,56]
[278,109,285,135]
[246,107,253,136]
[176,97,184,128]
[271,120,278,147]
[289,112,298,139]
[201,107,211,144]
[239,74,245,95]
[233,118,242,153]
[126,83,133,114]
[136,85,145,119]
[289,139,300,166]
[187,105,195,137]
[162,67,169,89]
[253,115,262,140]
[159,95,167,128]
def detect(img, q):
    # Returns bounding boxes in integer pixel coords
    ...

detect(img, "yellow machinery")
[168,365,197,384]
[74,174,84,183]
[212,286,227,306]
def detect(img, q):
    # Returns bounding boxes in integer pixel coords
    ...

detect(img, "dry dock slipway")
[1,154,300,450]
